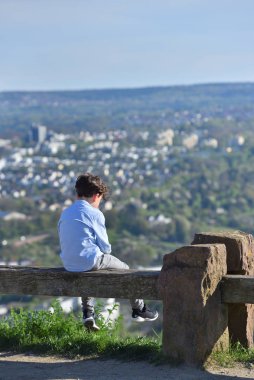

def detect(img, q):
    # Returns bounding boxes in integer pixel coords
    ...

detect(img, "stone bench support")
[192,231,254,347]
[158,244,229,366]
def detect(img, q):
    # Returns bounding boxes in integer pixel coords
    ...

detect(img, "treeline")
[1,83,254,137]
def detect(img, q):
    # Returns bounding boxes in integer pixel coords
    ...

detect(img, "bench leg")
[158,244,229,367]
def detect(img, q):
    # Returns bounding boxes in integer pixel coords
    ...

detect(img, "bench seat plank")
[0,266,161,300]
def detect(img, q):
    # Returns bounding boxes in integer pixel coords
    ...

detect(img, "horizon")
[1,80,254,94]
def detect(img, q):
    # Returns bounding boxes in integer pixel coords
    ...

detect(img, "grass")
[2,302,254,367]
[0,300,161,361]
[211,342,254,367]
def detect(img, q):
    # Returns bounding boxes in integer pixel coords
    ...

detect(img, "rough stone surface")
[158,244,229,367]
[192,231,254,347]
[192,231,254,274]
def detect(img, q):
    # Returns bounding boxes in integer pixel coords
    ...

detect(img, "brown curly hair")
[75,173,109,200]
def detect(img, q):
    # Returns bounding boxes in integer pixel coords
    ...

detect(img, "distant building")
[0,139,11,148]
[43,141,65,154]
[0,211,27,221]
[182,133,199,149]
[29,124,47,144]
[202,138,218,149]
[157,129,174,146]
[229,135,245,148]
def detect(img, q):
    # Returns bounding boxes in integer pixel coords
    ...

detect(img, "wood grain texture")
[0,266,161,300]
[221,275,254,304]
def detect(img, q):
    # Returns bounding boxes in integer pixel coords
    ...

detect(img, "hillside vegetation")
[1,83,254,268]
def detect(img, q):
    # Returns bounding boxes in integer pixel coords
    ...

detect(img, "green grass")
[211,342,254,367]
[3,302,254,367]
[0,301,161,361]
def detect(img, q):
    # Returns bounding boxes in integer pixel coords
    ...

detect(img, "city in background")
[1,83,254,332]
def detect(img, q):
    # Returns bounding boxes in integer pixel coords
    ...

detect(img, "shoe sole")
[83,317,100,332]
[132,313,159,322]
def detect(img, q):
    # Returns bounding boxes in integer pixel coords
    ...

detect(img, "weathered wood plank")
[221,275,254,304]
[0,266,161,300]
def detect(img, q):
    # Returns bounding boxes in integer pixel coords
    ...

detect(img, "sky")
[0,0,254,91]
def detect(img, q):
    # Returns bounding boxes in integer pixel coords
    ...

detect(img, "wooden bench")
[0,266,161,300]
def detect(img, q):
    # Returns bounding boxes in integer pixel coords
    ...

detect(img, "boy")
[58,173,158,331]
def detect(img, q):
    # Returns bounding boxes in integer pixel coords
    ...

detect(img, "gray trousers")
[81,254,144,313]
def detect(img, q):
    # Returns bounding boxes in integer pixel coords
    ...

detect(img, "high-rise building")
[29,124,47,144]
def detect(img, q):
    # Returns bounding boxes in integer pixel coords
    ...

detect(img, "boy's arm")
[93,213,111,254]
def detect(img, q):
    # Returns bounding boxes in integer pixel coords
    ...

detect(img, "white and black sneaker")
[83,310,100,332]
[132,304,158,322]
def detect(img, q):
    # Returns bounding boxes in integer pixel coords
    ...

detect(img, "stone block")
[158,244,228,366]
[192,231,254,347]
[192,231,254,274]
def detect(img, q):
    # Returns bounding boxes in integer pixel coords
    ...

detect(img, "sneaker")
[132,304,159,322]
[83,310,100,332]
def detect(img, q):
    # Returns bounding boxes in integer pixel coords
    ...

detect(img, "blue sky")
[0,0,254,90]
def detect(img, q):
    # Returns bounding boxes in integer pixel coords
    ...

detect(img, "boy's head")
[75,173,109,201]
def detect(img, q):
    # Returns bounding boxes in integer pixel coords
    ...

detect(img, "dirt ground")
[0,353,254,380]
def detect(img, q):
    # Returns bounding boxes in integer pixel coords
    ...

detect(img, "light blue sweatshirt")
[58,200,111,272]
